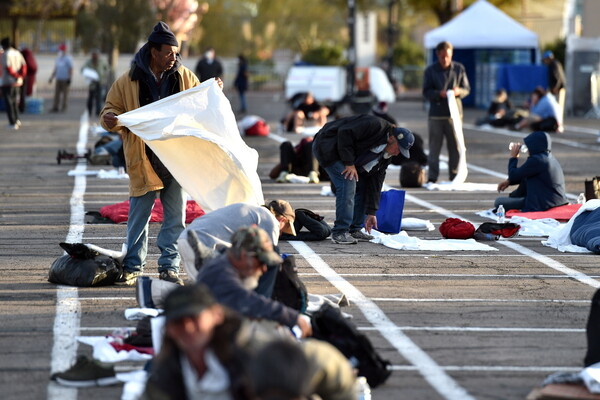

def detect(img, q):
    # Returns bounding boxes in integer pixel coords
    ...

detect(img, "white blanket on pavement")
[370,230,497,251]
[116,79,264,212]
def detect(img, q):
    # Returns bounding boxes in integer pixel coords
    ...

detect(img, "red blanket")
[506,203,581,222]
[100,200,205,224]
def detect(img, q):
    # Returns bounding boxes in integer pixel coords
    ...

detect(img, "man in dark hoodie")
[101,22,202,286]
[495,130,568,212]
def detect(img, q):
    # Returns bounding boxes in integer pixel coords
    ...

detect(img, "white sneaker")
[276,171,289,183]
[308,171,320,184]
[15,120,21,128]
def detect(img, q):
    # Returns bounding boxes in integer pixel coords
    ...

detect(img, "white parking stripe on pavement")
[291,241,477,400]
[48,112,89,399]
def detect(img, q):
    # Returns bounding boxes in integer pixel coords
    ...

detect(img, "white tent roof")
[424,0,538,49]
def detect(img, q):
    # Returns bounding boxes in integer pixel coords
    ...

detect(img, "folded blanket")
[99,199,204,224]
[506,203,582,222]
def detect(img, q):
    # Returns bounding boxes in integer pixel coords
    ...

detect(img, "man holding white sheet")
[100,22,206,286]
[422,41,470,183]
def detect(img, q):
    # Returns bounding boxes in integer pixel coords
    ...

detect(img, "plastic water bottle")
[496,204,505,223]
[577,193,586,204]
[355,376,371,400]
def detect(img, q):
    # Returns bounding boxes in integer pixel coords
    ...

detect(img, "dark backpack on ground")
[272,255,308,313]
[311,303,392,388]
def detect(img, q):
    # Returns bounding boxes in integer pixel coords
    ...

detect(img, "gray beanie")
[148,22,178,47]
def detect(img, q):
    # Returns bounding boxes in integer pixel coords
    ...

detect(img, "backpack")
[272,255,308,313]
[311,303,392,388]
[400,161,426,188]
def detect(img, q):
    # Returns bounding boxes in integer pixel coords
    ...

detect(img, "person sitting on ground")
[143,284,356,400]
[495,130,568,212]
[195,226,312,338]
[514,86,562,133]
[283,92,329,133]
[270,137,328,184]
[476,89,520,127]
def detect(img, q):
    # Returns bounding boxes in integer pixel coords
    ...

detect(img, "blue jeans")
[323,161,366,236]
[2,86,19,125]
[238,90,247,111]
[123,178,185,273]
[494,196,525,211]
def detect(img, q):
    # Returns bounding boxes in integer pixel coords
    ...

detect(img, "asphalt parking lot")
[0,89,599,400]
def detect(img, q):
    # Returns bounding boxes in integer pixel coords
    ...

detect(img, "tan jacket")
[100,65,199,197]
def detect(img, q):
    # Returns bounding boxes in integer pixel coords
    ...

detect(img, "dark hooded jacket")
[507,130,567,212]
[100,43,199,197]
[313,115,394,215]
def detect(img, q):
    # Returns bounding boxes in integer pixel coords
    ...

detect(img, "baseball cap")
[163,284,216,322]
[392,127,415,158]
[267,200,296,236]
[543,50,554,59]
[230,225,283,268]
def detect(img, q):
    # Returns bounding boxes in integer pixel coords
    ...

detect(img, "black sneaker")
[350,230,374,241]
[136,276,155,309]
[114,270,142,286]
[331,233,358,245]
[52,355,119,388]
[159,270,184,286]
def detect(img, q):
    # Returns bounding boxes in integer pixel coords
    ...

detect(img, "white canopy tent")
[424,0,538,50]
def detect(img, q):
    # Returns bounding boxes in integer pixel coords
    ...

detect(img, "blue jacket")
[507,131,567,212]
[197,253,299,327]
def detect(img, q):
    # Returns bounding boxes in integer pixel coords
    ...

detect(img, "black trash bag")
[311,303,391,388]
[48,243,122,287]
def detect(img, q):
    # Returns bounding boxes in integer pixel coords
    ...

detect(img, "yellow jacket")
[100,64,199,197]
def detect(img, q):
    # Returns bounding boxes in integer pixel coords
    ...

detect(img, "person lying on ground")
[495,130,568,212]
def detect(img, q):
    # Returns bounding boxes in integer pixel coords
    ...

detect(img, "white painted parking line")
[404,192,600,289]
[300,273,600,278]
[358,326,584,333]
[78,297,136,301]
[48,113,89,400]
[372,298,588,303]
[390,365,581,372]
[291,241,476,400]
[464,123,600,152]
